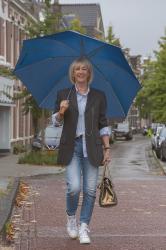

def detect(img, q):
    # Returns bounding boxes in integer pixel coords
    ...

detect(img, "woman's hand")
[102,148,111,165]
[56,100,69,122]
[59,100,69,115]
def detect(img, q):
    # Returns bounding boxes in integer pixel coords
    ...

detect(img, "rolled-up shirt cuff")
[100,126,110,136]
[52,112,63,126]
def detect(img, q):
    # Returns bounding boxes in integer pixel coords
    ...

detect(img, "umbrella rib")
[90,61,126,116]
[39,74,68,108]
[14,56,77,72]
[41,37,82,55]
[92,58,140,85]
[88,45,139,81]
[80,37,85,56]
[88,44,108,58]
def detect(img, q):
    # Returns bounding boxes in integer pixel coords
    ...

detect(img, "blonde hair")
[69,57,93,84]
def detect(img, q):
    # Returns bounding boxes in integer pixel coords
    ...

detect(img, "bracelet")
[104,147,111,150]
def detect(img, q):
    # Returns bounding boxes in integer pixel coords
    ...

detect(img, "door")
[0,106,10,150]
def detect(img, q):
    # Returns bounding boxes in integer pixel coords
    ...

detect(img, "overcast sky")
[59,0,166,57]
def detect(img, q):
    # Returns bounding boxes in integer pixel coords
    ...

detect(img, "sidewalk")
[0,154,64,178]
[14,173,166,250]
[0,153,64,233]
[1,141,166,249]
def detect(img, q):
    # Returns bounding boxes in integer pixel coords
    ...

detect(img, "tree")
[150,34,166,122]
[68,18,86,34]
[135,59,156,120]
[28,1,63,37]
[135,31,166,123]
[0,65,14,78]
[106,26,121,47]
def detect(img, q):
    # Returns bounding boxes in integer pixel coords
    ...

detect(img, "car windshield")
[45,126,62,138]
[45,127,56,137]
[156,126,163,134]
[160,128,166,137]
[117,124,129,131]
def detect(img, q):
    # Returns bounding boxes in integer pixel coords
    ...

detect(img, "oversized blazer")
[54,87,108,167]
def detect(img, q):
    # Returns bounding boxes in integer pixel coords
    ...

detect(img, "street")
[110,134,164,179]
[2,134,166,250]
[1,1,166,250]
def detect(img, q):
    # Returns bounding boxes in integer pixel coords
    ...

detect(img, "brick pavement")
[9,173,166,250]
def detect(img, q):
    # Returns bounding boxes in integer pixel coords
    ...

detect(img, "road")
[2,134,166,250]
[110,134,164,179]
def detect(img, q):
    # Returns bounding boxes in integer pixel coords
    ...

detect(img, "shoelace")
[79,225,90,237]
[69,218,77,230]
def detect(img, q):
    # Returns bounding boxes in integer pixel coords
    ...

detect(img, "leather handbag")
[98,163,117,207]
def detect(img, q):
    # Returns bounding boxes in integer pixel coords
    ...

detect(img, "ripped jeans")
[66,137,99,225]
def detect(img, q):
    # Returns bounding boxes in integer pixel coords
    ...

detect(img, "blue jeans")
[66,137,99,225]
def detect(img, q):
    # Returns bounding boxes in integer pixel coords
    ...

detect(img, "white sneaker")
[67,215,78,239]
[79,223,91,244]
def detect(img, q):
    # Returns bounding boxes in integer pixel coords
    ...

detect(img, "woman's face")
[73,63,89,84]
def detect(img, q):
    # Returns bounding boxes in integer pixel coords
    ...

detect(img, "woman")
[52,57,111,244]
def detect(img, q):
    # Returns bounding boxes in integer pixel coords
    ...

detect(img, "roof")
[60,3,104,31]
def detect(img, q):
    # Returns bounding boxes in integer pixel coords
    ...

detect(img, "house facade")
[0,0,38,152]
[60,3,105,39]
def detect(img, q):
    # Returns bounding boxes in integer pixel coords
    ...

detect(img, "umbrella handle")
[66,86,74,101]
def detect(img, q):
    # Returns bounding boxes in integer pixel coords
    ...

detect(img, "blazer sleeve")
[54,91,61,114]
[98,92,108,130]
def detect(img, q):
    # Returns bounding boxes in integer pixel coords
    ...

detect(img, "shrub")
[13,144,26,154]
[18,150,58,165]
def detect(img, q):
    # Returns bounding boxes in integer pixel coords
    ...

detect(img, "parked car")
[155,126,166,159]
[114,123,133,140]
[160,139,166,161]
[151,125,163,150]
[32,125,63,150]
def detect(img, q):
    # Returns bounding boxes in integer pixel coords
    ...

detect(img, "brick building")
[123,48,142,130]
[0,0,38,152]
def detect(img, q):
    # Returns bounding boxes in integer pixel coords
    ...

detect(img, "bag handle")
[102,163,111,179]
[98,163,112,189]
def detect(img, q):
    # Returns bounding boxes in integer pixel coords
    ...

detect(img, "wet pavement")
[3,134,166,250]
[0,152,65,238]
[24,175,166,250]
[110,135,164,179]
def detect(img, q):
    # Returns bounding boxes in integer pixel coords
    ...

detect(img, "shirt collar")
[75,84,90,96]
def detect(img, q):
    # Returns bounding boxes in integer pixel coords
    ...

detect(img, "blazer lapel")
[70,87,78,112]
[85,89,95,113]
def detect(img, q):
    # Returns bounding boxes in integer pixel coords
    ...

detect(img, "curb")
[0,177,20,234]
[145,145,166,176]
[151,149,166,175]
[21,168,66,179]
[0,168,65,239]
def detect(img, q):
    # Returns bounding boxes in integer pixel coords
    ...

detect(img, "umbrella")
[14,30,141,118]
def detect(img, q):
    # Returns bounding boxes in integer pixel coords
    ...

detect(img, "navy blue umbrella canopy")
[14,30,141,118]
